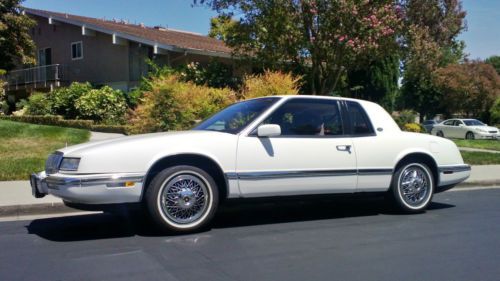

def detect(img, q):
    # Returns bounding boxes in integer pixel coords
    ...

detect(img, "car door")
[236,98,357,197]
[442,120,455,137]
[455,120,466,138]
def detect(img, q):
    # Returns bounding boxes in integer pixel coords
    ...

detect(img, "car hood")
[58,130,231,155]
[468,125,498,131]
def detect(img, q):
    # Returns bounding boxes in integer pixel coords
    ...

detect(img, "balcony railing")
[6,64,66,90]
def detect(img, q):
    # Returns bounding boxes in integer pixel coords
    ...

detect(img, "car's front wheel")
[466,132,475,140]
[436,131,444,137]
[145,165,218,233]
[389,162,434,213]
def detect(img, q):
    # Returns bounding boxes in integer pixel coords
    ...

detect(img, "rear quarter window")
[346,101,374,136]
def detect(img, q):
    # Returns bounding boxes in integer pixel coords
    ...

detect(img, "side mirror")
[459,124,465,127]
[257,124,281,137]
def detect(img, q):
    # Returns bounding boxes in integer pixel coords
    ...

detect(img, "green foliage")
[25,93,53,115]
[75,86,127,124]
[128,74,237,134]
[197,0,402,95]
[399,0,466,118]
[402,123,422,133]
[490,97,500,125]
[51,82,93,119]
[208,15,238,42]
[242,70,301,99]
[0,0,36,70]
[178,60,240,89]
[485,56,500,75]
[393,110,417,128]
[347,55,399,111]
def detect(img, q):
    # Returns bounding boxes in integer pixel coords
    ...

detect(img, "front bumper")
[474,132,499,139]
[30,172,145,204]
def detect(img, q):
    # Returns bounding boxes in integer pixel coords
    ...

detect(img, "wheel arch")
[141,153,228,202]
[393,152,439,187]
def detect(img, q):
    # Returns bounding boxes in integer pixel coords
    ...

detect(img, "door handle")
[336,145,352,153]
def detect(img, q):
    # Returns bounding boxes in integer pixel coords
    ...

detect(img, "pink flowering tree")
[196,0,402,95]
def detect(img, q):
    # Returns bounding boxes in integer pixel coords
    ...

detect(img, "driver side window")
[262,98,343,136]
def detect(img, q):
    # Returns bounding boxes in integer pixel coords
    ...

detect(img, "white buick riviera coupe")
[31,96,470,232]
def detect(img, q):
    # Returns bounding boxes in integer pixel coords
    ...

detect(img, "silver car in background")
[431,119,499,140]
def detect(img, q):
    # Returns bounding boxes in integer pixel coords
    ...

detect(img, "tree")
[347,54,400,111]
[433,61,500,119]
[399,0,466,119]
[485,56,500,75]
[0,0,36,70]
[196,0,402,95]
[208,15,238,42]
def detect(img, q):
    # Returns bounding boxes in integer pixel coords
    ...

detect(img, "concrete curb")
[0,202,79,218]
[0,180,498,218]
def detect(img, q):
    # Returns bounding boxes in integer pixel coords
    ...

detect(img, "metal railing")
[6,64,65,90]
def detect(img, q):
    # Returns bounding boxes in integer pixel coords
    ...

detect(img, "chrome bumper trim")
[44,173,145,189]
[438,164,471,174]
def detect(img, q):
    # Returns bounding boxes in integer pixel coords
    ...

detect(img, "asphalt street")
[0,188,499,281]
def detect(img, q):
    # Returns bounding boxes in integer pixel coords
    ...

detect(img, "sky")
[23,0,499,60]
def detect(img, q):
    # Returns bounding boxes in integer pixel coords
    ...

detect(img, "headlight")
[59,157,80,171]
[475,128,487,132]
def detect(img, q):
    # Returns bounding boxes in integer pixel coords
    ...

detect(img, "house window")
[71,41,83,60]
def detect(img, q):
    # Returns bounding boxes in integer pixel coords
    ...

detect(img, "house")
[5,8,233,98]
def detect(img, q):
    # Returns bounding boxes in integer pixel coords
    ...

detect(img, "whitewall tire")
[389,162,434,213]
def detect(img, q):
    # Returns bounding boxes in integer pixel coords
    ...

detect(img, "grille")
[45,152,63,174]
[488,131,498,134]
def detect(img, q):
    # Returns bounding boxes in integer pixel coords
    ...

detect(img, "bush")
[25,93,53,115]
[128,75,236,134]
[393,109,417,128]
[179,60,240,89]
[402,123,422,133]
[75,86,127,124]
[241,70,301,99]
[51,82,93,119]
[490,97,500,125]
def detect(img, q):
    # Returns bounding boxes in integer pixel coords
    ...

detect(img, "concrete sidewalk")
[0,165,498,217]
[459,147,500,154]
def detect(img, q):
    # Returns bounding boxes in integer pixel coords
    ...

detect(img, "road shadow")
[27,195,455,242]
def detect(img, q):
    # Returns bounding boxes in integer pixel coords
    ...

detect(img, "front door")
[236,98,357,197]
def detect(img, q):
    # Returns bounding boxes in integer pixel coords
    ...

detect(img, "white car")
[31,96,470,233]
[431,119,499,140]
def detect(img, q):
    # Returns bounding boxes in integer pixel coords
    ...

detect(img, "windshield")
[463,119,485,126]
[194,97,280,134]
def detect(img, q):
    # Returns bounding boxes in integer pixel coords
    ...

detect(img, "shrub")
[179,60,240,89]
[491,97,500,125]
[402,123,422,133]
[25,93,53,115]
[75,86,128,124]
[241,70,301,99]
[393,109,417,128]
[128,75,236,134]
[51,82,93,119]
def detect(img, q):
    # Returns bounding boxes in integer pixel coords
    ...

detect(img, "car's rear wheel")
[466,132,475,140]
[388,162,434,213]
[145,165,218,233]
[437,131,444,137]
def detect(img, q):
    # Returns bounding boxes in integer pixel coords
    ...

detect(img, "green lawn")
[461,151,500,165]
[0,120,90,181]
[453,139,500,151]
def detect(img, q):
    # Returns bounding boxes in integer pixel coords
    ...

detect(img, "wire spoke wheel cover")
[160,174,209,225]
[396,163,433,210]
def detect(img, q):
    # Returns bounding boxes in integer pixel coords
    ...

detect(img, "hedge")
[0,115,128,134]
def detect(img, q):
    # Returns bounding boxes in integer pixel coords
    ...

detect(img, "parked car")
[31,96,470,233]
[422,120,438,133]
[431,119,499,140]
